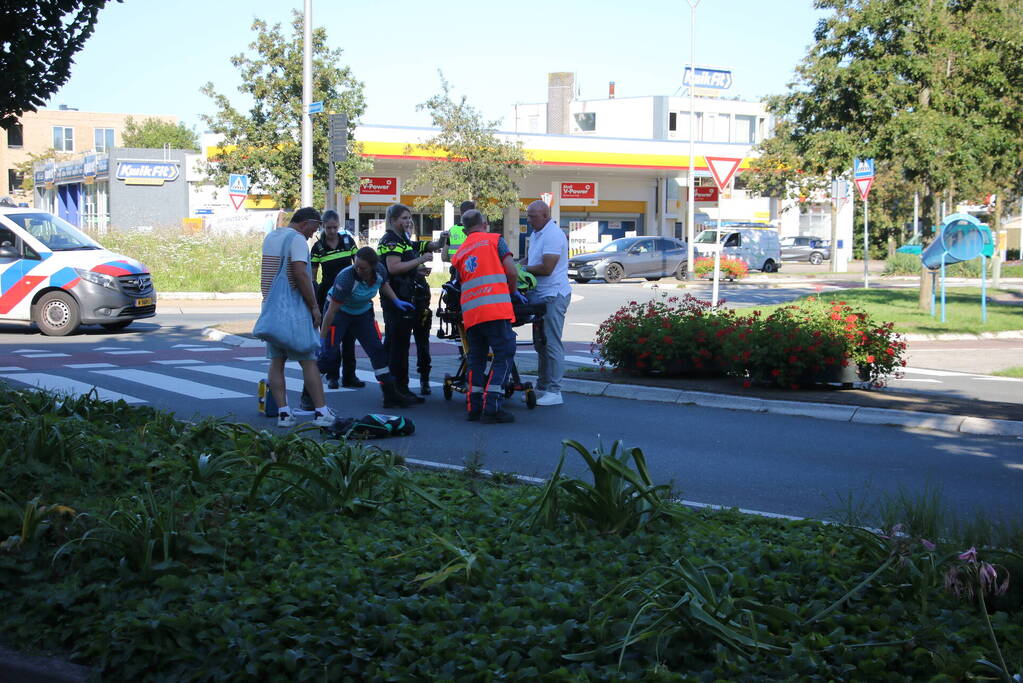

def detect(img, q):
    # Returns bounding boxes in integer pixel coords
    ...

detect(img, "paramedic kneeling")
[451,210,523,424]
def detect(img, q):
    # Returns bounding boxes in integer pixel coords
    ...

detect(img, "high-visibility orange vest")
[452,232,514,329]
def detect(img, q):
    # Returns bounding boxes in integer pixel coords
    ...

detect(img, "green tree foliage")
[121,117,199,151]
[1,0,118,129]
[771,0,1023,229]
[404,76,530,221]
[200,11,367,209]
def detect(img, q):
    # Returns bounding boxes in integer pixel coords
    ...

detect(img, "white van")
[693,225,782,273]
[0,209,156,336]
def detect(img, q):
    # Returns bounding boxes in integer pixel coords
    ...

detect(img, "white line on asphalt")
[91,369,248,399]
[0,366,23,371]
[972,376,1023,383]
[185,347,230,352]
[105,350,153,356]
[152,359,204,365]
[11,349,45,354]
[185,364,329,394]
[238,357,267,361]
[901,367,971,377]
[570,322,598,327]
[894,378,943,384]
[93,347,128,351]
[565,354,600,366]
[65,363,117,369]
[353,368,444,387]
[172,344,208,348]
[0,372,145,403]
[18,353,70,358]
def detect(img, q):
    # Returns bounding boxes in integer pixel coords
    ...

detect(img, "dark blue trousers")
[466,319,516,414]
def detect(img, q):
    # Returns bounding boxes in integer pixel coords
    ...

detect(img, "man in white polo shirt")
[522,200,571,406]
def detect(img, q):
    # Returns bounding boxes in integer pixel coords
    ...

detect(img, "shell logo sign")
[359,176,400,203]
[560,181,598,207]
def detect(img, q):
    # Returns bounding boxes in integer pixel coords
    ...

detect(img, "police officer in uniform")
[445,200,475,262]
[377,203,444,403]
[451,209,525,423]
[311,210,362,389]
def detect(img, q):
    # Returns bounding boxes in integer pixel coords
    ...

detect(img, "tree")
[403,76,530,221]
[1,0,119,129]
[200,11,367,209]
[765,0,1023,303]
[121,117,199,151]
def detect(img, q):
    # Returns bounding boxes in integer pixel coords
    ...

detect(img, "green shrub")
[885,252,987,278]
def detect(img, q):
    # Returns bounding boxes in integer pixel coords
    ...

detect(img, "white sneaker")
[535,391,563,406]
[312,407,336,427]
[523,389,545,402]
[277,411,295,428]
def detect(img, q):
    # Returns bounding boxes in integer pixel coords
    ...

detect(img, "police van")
[0,208,156,336]
[693,224,782,273]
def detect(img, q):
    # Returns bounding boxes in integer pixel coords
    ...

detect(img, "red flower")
[788,355,798,364]
[771,369,781,377]
[831,312,842,320]
[637,337,648,344]
[663,335,673,344]
[742,380,752,389]
[845,314,857,323]
[865,355,875,363]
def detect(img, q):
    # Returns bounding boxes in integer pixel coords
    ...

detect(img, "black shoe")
[466,409,482,422]
[481,409,515,424]
[398,387,426,404]
[327,378,340,390]
[419,376,432,395]
[381,380,416,408]
[341,376,365,388]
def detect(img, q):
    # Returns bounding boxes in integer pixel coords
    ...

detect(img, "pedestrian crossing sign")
[229,174,250,210]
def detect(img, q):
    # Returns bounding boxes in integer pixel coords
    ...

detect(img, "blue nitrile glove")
[514,291,528,305]
[394,299,414,312]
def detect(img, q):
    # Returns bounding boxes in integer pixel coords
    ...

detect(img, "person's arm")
[290,259,321,328]
[502,253,518,294]
[380,281,402,304]
[320,299,341,337]
[384,252,429,276]
[525,253,559,277]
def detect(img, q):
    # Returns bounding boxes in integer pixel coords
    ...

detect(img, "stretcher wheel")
[443,375,453,401]
[525,388,537,409]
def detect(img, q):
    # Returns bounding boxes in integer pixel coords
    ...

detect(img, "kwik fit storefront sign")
[115,161,181,186]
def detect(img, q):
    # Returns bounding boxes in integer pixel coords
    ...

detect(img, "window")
[706,113,730,142]
[7,124,23,148]
[573,112,596,132]
[668,112,677,132]
[94,128,115,152]
[8,169,24,194]
[733,115,756,144]
[723,233,741,248]
[52,126,74,151]
[631,239,654,254]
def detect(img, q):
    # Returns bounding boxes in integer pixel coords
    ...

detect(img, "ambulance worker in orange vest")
[451,209,526,423]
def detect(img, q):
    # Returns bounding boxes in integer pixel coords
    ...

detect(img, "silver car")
[780,236,831,265]
[567,237,688,283]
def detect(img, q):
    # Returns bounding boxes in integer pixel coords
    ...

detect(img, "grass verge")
[737,287,1023,336]
[993,366,1023,378]
[2,386,1022,679]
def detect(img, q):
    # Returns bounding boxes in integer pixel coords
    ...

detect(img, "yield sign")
[854,177,874,200]
[228,173,250,211]
[705,156,743,191]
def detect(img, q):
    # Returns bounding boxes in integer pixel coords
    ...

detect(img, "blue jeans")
[331,309,390,379]
[529,292,569,393]
[466,319,516,414]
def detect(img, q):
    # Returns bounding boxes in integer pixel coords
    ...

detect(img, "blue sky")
[48,0,825,133]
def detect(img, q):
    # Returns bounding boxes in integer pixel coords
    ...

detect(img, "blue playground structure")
[921,213,993,323]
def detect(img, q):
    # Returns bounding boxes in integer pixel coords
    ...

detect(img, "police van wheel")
[35,292,81,336]
[762,260,777,273]
[101,321,132,332]
[674,262,688,281]
[442,376,453,401]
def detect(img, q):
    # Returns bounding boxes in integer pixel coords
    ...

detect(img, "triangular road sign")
[854,177,874,200]
[705,156,743,191]
[230,193,246,210]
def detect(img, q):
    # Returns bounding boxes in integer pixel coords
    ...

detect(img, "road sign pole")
[685,0,700,282]
[863,197,869,289]
[711,215,721,306]
[300,0,313,207]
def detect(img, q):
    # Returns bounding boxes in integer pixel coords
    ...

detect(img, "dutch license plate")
[135,297,153,307]
[567,269,578,276]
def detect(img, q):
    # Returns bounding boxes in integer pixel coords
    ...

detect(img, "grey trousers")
[532,292,570,393]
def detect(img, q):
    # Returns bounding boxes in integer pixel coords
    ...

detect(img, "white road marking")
[238,357,267,361]
[0,366,23,371]
[91,369,247,399]
[11,348,46,354]
[105,350,153,356]
[152,359,203,365]
[185,347,230,352]
[353,368,444,388]
[94,347,129,351]
[172,344,208,348]
[972,376,1023,383]
[1,373,145,403]
[901,367,969,377]
[894,378,943,384]
[565,354,600,366]
[186,364,355,394]
[570,322,598,327]
[65,363,117,369]
[18,353,70,358]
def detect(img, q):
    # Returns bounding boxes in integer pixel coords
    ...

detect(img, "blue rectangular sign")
[308,100,324,114]
[683,67,733,90]
[854,158,875,179]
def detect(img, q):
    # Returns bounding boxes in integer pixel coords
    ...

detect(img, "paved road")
[1,314,1020,525]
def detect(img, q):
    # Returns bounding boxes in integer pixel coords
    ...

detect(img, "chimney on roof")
[546,72,574,135]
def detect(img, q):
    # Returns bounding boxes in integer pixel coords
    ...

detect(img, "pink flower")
[959,547,978,562]
[920,538,936,552]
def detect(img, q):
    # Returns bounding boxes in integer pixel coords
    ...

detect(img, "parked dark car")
[780,236,831,265]
[567,237,687,283]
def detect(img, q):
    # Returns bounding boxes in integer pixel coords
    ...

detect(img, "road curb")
[904,330,1023,341]
[200,328,1023,437]
[159,292,262,300]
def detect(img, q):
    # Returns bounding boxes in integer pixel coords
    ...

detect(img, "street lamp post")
[301,0,313,207]
[685,0,700,280]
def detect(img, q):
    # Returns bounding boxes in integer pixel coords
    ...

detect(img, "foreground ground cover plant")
[1,386,1021,680]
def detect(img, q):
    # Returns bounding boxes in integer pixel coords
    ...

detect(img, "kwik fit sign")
[116,161,180,186]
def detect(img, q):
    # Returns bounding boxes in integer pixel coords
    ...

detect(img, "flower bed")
[693,256,749,280]
[594,294,738,375]
[595,294,907,388]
